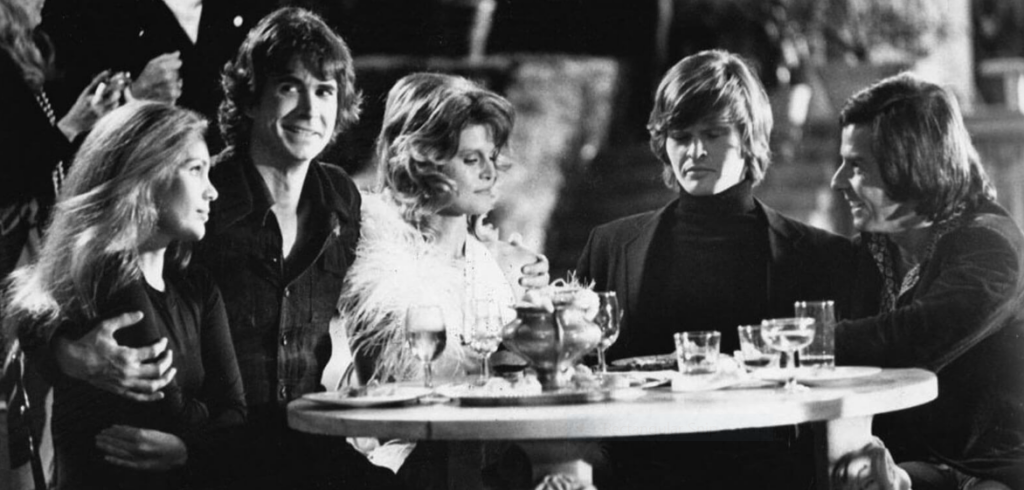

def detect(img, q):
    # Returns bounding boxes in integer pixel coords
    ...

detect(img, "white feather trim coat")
[331,192,519,385]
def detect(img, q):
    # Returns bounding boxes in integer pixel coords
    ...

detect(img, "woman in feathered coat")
[334,72,550,387]
[325,72,551,484]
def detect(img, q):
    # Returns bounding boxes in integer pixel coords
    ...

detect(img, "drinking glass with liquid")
[736,325,778,372]
[674,331,721,375]
[594,292,621,376]
[761,317,815,392]
[406,305,448,388]
[794,300,836,369]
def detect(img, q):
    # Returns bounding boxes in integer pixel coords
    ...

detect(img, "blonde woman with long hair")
[6,102,244,490]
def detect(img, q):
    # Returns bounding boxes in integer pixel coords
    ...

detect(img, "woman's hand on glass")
[95,425,187,471]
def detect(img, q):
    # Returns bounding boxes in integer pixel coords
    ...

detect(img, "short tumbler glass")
[736,325,778,372]
[674,331,721,375]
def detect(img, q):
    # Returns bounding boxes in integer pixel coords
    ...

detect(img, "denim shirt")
[194,151,360,419]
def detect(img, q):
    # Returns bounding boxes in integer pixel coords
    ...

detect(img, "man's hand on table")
[54,311,176,402]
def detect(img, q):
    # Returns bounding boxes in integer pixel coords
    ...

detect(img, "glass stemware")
[405,305,447,388]
[760,317,815,392]
[594,292,621,376]
[467,299,504,382]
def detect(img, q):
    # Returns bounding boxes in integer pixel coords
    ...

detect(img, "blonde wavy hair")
[375,72,514,230]
[5,102,207,337]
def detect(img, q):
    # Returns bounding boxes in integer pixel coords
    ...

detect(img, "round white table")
[289,368,937,489]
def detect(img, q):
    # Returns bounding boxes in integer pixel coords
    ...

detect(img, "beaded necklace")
[32,89,66,195]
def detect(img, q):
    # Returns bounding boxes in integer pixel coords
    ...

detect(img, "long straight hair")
[5,102,207,335]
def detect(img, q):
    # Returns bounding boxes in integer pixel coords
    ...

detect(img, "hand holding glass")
[406,305,447,388]
[593,292,621,376]
[761,317,815,392]
[468,299,504,381]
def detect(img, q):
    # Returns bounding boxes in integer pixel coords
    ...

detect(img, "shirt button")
[280,335,288,346]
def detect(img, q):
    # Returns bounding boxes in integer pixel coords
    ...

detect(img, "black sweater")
[49,266,245,490]
[629,181,769,356]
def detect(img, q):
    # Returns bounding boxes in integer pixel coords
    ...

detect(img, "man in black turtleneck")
[579,49,853,363]
[635,179,769,356]
[577,50,855,489]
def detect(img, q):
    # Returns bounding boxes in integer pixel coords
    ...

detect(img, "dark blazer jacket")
[577,198,856,360]
[839,201,1024,487]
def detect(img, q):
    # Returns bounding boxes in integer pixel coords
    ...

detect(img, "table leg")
[812,416,874,490]
[517,441,593,486]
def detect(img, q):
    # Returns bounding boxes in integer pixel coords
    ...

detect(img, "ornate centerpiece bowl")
[502,295,602,391]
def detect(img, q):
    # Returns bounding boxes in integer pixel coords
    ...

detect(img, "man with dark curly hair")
[40,7,404,489]
[191,7,403,489]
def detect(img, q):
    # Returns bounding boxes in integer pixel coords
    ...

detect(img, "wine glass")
[405,305,447,388]
[468,299,504,383]
[760,317,815,392]
[594,292,621,377]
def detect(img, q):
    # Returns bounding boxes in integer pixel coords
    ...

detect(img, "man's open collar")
[207,151,354,233]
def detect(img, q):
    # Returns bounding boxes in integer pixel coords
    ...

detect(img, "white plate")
[754,366,882,385]
[602,371,675,389]
[670,371,751,392]
[610,353,676,371]
[302,387,433,408]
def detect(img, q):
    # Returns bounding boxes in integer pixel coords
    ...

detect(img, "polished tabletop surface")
[288,368,937,441]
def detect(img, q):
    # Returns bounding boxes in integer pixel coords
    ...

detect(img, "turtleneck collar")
[675,180,756,217]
